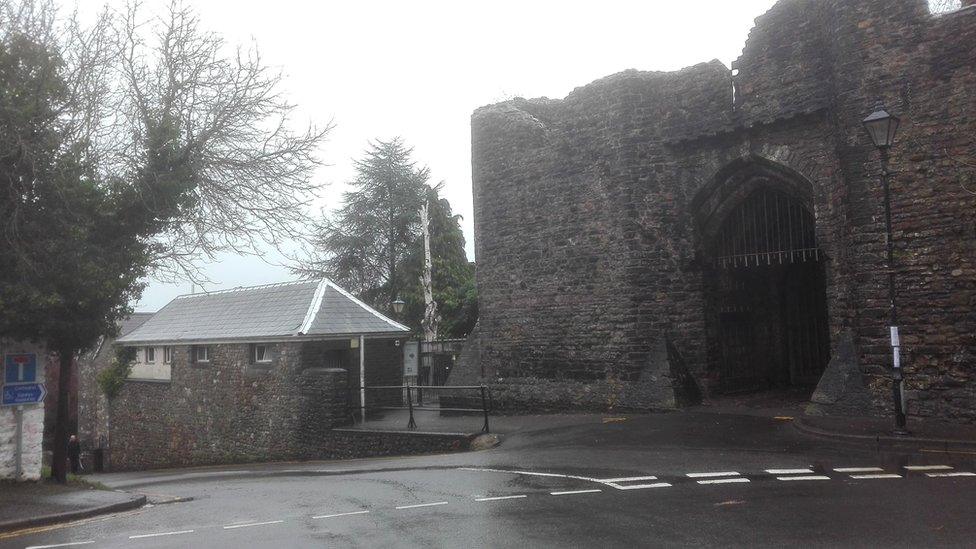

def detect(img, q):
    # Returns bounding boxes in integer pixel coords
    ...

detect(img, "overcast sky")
[72,0,782,311]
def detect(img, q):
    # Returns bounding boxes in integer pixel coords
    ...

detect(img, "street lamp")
[861,101,909,435]
[391,297,405,315]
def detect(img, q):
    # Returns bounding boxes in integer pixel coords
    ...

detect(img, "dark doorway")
[704,187,830,395]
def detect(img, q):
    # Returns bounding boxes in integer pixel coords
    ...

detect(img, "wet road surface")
[4,410,976,548]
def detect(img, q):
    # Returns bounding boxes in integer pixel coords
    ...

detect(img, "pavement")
[796,414,976,450]
[3,406,976,548]
[0,482,145,533]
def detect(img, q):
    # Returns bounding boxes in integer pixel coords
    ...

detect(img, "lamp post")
[862,101,909,435]
[391,297,405,316]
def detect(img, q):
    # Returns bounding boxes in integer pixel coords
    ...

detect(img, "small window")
[253,344,271,364]
[163,346,173,364]
[194,345,210,363]
[145,347,155,364]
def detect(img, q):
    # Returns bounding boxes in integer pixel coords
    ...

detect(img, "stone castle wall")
[108,338,401,470]
[465,0,976,419]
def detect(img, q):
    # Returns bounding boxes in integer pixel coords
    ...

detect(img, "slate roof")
[116,279,409,345]
[120,312,154,336]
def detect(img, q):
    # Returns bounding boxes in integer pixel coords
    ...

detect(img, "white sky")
[71,0,781,311]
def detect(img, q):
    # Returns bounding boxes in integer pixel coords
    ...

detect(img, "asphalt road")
[5,410,976,548]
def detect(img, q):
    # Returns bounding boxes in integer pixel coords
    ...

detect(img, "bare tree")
[7,0,331,282]
[929,0,962,14]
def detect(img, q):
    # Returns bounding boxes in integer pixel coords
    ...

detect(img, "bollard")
[480,385,490,433]
[406,385,417,430]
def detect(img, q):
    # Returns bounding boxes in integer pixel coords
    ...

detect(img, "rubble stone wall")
[465,0,976,420]
[108,338,402,471]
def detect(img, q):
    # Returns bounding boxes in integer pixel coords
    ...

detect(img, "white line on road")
[550,489,603,496]
[474,495,528,502]
[851,474,902,479]
[612,482,672,490]
[395,501,449,510]
[222,520,284,530]
[687,472,740,478]
[765,469,814,474]
[696,478,750,485]
[834,467,885,473]
[458,467,598,483]
[598,476,658,482]
[776,475,831,481]
[905,465,953,471]
[25,543,95,549]
[129,530,194,539]
[312,510,370,519]
[926,472,976,478]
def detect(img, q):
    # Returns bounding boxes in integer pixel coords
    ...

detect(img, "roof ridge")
[173,279,316,299]
[321,279,411,332]
[297,278,329,335]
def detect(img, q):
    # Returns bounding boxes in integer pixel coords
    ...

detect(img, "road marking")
[395,501,449,510]
[25,543,95,549]
[687,472,740,478]
[776,475,831,481]
[851,474,902,479]
[905,465,953,471]
[222,520,284,529]
[312,510,370,519]
[474,495,528,502]
[697,478,750,485]
[551,489,602,496]
[834,467,884,473]
[598,476,658,482]
[922,448,976,456]
[459,467,598,483]
[612,482,672,490]
[926,472,976,478]
[129,530,194,539]
[765,469,814,475]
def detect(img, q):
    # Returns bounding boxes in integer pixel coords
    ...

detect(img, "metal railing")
[348,384,492,433]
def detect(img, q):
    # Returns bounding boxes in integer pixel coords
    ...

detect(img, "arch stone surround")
[460,0,976,420]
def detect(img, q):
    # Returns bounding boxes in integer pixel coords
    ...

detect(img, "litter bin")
[93,448,104,472]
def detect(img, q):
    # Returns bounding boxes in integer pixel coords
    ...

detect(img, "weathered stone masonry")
[462,0,976,419]
[108,338,401,470]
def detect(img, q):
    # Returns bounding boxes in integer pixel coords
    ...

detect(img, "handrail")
[348,384,491,433]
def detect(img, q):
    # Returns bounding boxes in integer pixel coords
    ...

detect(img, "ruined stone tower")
[458,0,976,420]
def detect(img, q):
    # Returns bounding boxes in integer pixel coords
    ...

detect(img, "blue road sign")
[2,383,47,406]
[4,353,38,384]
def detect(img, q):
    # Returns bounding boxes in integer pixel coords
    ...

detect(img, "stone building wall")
[464,0,976,419]
[108,337,401,470]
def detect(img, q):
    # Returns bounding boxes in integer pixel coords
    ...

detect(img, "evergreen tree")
[0,1,328,482]
[0,30,172,483]
[303,138,429,309]
[300,140,477,335]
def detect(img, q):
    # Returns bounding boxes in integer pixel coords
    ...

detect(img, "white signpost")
[2,353,45,479]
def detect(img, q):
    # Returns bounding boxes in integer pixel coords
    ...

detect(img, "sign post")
[14,406,22,478]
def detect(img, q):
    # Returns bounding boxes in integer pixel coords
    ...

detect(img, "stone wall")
[77,340,112,464]
[0,341,46,480]
[107,337,402,471]
[464,0,976,420]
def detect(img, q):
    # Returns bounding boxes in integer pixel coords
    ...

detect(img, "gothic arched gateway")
[695,159,831,395]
